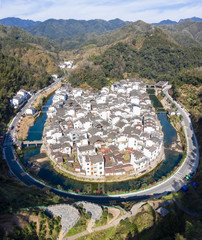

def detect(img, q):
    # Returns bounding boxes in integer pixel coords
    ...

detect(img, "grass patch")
[78,227,116,240]
[66,204,91,237]
[80,204,156,240]
[66,216,88,237]
[95,208,108,227]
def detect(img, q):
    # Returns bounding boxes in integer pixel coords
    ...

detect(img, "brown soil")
[36,157,49,163]
[0,213,39,234]
[17,116,35,140]
[0,212,53,239]
[0,214,26,233]
[17,82,61,140]
[34,82,61,107]
[107,208,120,224]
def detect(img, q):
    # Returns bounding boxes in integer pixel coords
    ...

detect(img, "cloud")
[0,0,201,23]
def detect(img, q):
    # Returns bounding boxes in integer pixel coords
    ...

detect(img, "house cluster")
[43,78,163,178]
[10,89,30,108]
[59,61,77,70]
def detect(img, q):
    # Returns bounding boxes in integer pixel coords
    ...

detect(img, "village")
[41,78,164,179]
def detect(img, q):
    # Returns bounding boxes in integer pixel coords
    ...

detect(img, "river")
[21,94,182,194]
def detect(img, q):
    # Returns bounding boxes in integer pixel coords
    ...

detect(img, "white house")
[131,151,147,171]
[128,135,138,150]
[143,146,158,161]
[10,89,29,108]
[72,88,82,97]
[101,86,109,95]
[89,155,104,176]
[132,105,141,116]
[60,143,72,155]
[117,135,128,151]
[131,96,140,105]
[96,95,107,104]
[99,110,110,121]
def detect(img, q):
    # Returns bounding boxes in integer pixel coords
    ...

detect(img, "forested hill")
[27,18,131,40]
[52,20,202,50]
[0,17,40,30]
[69,25,202,89]
[0,25,62,134]
[0,24,61,74]
[159,20,202,47]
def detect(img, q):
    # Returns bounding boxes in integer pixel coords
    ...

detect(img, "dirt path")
[36,157,49,163]
[86,219,95,233]
[59,230,65,240]
[64,202,145,240]
[17,116,35,140]
[34,82,61,107]
[107,208,120,225]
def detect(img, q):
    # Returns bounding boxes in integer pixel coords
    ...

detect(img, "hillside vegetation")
[159,20,202,47]
[69,27,202,89]
[0,25,62,134]
[46,20,202,50]
[0,17,41,30]
[27,18,130,49]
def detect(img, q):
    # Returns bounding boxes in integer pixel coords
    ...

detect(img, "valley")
[0,16,201,240]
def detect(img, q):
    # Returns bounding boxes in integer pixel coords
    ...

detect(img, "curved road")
[3,84,199,204]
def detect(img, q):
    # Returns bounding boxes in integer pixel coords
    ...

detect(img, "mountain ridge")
[27,18,131,40]
[0,17,41,29]
[153,16,202,25]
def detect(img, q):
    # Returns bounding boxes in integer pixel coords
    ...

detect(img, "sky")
[0,0,201,23]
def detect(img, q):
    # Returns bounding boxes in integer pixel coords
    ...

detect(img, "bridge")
[146,83,156,88]
[22,140,43,147]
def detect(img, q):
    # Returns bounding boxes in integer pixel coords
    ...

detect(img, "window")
[100,167,102,169]
[100,172,103,175]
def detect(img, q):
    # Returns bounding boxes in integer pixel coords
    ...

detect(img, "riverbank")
[20,114,183,195]
[17,84,184,194]
[17,115,36,140]
[47,148,165,184]
[34,82,61,108]
[16,82,61,141]
[159,95,184,153]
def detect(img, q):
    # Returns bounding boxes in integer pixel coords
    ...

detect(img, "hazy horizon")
[0,0,201,23]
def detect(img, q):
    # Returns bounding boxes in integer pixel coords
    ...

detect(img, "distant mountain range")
[0,17,201,38]
[153,17,202,25]
[0,17,201,50]
[0,17,41,29]
[0,17,130,39]
[27,18,131,40]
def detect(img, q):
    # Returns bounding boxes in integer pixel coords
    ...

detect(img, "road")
[8,78,61,142]
[64,202,145,240]
[3,84,199,204]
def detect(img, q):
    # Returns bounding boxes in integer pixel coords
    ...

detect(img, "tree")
[175,233,186,240]
[185,221,193,240]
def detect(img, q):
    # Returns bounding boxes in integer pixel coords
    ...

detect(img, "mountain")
[179,17,202,22]
[55,20,155,50]
[153,19,177,25]
[27,18,131,40]
[153,16,202,25]
[0,17,41,29]
[67,20,202,88]
[159,20,202,47]
[59,20,202,51]
[0,24,62,132]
